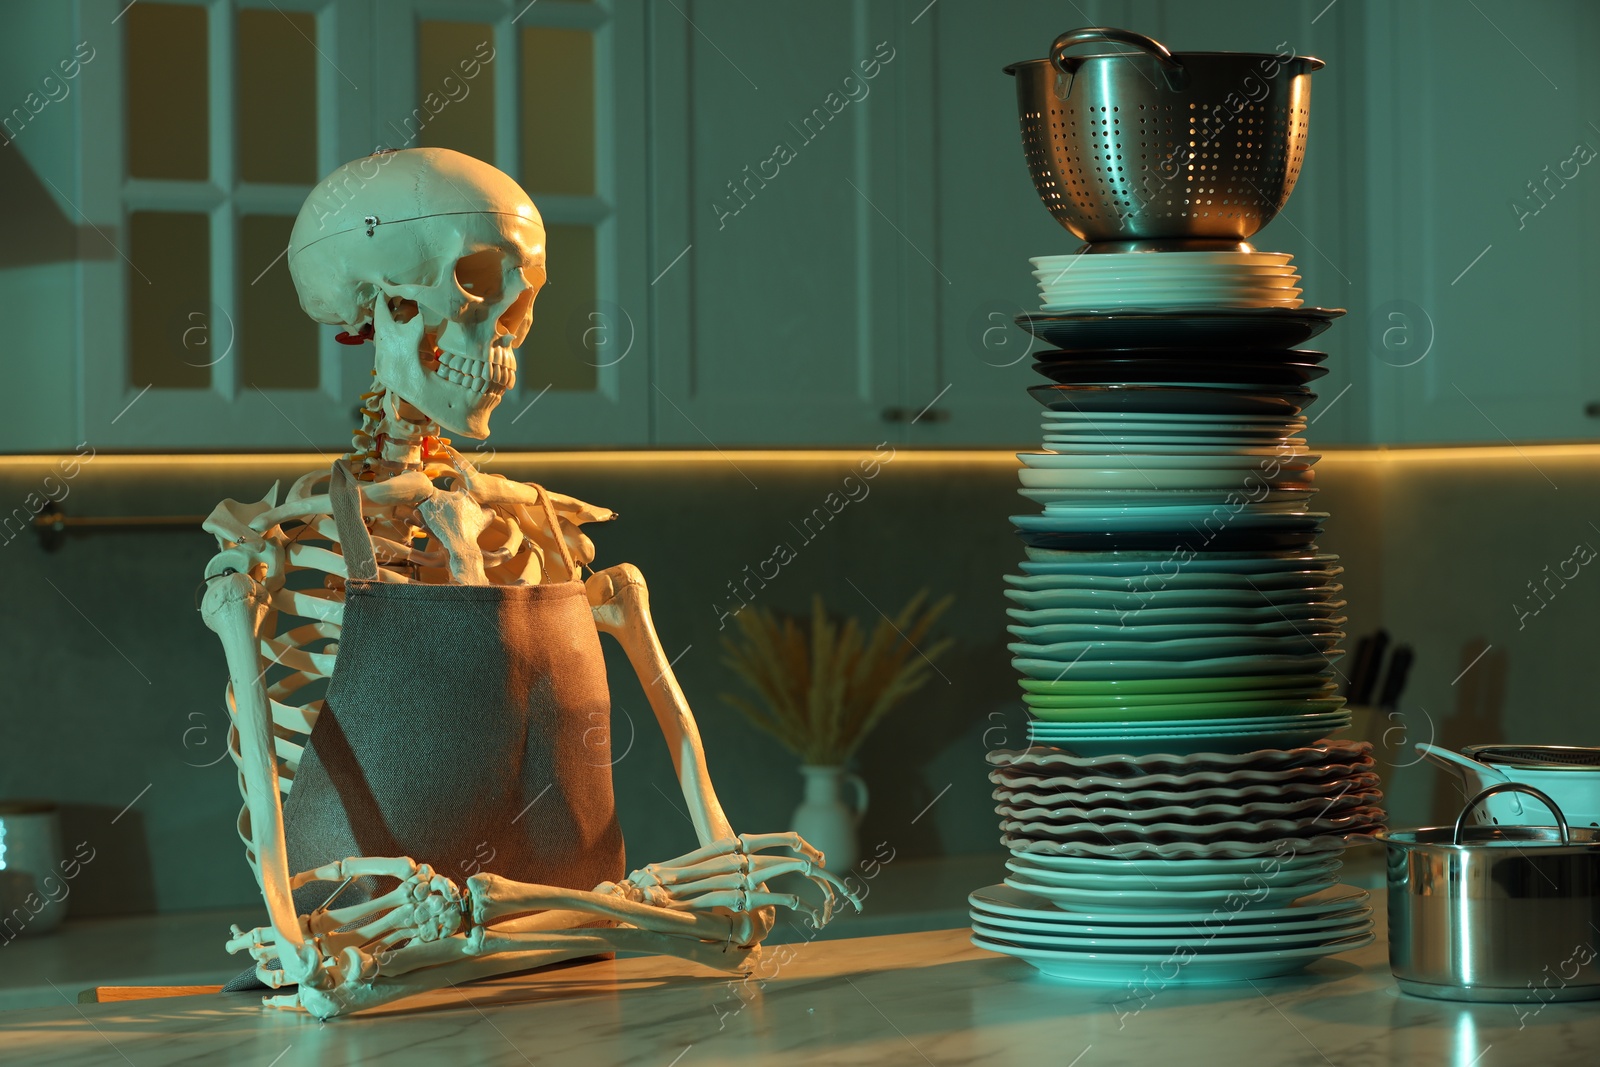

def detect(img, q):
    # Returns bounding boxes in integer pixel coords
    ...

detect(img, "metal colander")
[1004,27,1324,250]
[1463,745,1600,769]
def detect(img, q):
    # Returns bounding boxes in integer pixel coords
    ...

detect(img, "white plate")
[1004,604,1344,630]
[1036,265,1299,279]
[988,741,1372,774]
[1008,655,1343,681]
[1038,285,1304,301]
[1004,858,1341,889]
[1006,851,1344,876]
[1038,284,1304,301]
[1009,621,1342,641]
[1022,714,1352,737]
[1018,468,1315,490]
[1041,426,1307,437]
[1017,492,1318,508]
[972,905,1370,938]
[999,801,1381,841]
[992,764,1376,797]
[997,795,1369,829]
[972,916,1370,951]
[996,769,1374,799]
[1011,639,1342,664]
[1004,584,1341,609]
[1017,728,1351,756]
[994,874,1343,912]
[1014,553,1337,575]
[1030,252,1294,267]
[1012,512,1325,535]
[972,931,1374,983]
[1041,297,1305,312]
[1004,569,1339,591]
[1041,410,1306,424]
[1020,451,1318,471]
[1039,441,1311,455]
[971,882,1366,923]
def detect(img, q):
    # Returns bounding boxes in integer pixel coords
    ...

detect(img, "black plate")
[1034,348,1328,365]
[1029,384,1316,417]
[1016,528,1324,552]
[1016,308,1346,351]
[1031,360,1328,388]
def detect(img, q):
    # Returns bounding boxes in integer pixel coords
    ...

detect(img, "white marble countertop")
[0,854,1010,1013]
[2,893,1595,1067]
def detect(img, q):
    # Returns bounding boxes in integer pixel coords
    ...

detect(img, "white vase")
[790,765,869,874]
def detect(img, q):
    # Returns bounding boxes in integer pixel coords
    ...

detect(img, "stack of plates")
[970,882,1375,983]
[971,744,1381,982]
[987,743,1384,858]
[970,253,1372,985]
[1031,251,1304,312]
[1004,294,1352,756]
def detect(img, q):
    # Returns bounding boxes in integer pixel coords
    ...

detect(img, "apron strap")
[533,483,577,577]
[329,461,380,582]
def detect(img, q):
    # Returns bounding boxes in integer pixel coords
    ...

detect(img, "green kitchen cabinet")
[4,0,1599,453]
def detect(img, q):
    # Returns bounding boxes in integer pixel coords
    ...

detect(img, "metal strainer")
[1005,27,1324,250]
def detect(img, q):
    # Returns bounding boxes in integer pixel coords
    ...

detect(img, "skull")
[288,148,546,438]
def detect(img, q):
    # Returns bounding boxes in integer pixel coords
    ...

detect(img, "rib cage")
[209,463,604,885]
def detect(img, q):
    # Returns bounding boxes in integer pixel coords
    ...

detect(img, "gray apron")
[224,462,625,991]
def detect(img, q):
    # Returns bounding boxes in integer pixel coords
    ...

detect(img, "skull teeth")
[434,349,516,395]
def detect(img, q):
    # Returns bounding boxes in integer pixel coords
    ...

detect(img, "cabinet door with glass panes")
[78,0,646,451]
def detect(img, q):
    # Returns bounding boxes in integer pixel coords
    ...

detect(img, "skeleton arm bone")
[586,564,732,845]
[201,571,320,986]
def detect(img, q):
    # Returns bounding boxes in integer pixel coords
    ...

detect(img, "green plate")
[1026,697,1349,722]
[1021,686,1337,709]
[1018,674,1333,696]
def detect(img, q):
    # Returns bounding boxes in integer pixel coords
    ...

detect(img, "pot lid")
[1382,782,1600,850]
[1383,825,1600,849]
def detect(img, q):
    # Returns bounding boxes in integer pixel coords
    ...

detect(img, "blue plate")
[1030,383,1315,417]
[1008,636,1343,662]
[1006,606,1347,627]
[1004,586,1342,610]
[1011,653,1341,681]
[1017,554,1339,576]
[1010,622,1343,646]
[1017,728,1346,757]
[1017,528,1322,552]
[1004,570,1341,591]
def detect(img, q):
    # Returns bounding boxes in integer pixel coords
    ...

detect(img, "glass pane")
[129,211,211,389]
[240,215,318,390]
[125,3,209,180]
[237,9,318,184]
[519,27,595,196]
[415,21,496,161]
[521,223,597,392]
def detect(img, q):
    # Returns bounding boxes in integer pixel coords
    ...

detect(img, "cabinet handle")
[881,406,951,424]
[1586,402,1600,418]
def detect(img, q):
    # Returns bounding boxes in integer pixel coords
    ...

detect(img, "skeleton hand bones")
[226,834,860,999]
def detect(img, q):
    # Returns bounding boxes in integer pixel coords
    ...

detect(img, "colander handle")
[1050,27,1187,90]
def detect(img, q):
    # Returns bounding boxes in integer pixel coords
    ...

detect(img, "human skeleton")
[199,148,854,1020]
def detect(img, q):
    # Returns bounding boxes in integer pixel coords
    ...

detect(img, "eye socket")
[454,249,505,301]
[497,287,537,345]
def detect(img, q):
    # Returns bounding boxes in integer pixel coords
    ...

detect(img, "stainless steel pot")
[1380,784,1600,1003]
[1004,27,1323,250]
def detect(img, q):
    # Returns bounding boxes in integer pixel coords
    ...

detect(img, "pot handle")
[1452,782,1570,845]
[1050,27,1187,90]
